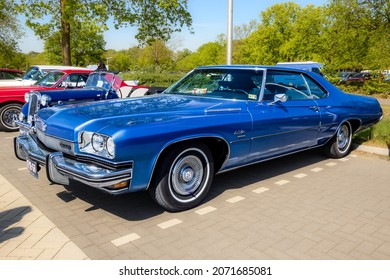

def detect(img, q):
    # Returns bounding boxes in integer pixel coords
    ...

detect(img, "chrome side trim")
[205,108,242,113]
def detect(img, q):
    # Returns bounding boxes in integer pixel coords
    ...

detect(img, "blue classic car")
[14,65,383,212]
[16,71,123,134]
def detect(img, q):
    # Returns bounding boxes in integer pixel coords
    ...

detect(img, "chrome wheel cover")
[337,124,350,152]
[1,106,19,129]
[168,148,210,203]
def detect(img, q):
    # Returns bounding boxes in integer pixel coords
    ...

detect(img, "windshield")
[22,67,44,81]
[85,72,122,90]
[35,71,65,87]
[165,68,264,101]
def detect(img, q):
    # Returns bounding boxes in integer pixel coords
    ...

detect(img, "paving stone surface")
[1,131,390,260]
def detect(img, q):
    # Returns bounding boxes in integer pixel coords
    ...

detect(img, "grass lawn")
[353,105,390,148]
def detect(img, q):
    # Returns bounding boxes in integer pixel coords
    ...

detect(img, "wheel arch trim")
[146,135,230,191]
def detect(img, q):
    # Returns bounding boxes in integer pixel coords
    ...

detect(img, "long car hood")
[41,87,108,103]
[36,94,246,140]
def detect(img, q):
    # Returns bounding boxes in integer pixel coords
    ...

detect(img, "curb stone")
[353,143,389,157]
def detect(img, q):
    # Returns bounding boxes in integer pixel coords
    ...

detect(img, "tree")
[139,40,174,69]
[176,42,225,71]
[236,2,302,65]
[287,5,325,62]
[234,19,258,40]
[44,21,106,66]
[17,0,192,65]
[321,0,372,70]
[0,0,24,68]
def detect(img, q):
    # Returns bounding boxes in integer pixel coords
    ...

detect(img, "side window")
[61,74,88,88]
[2,71,21,79]
[68,74,87,88]
[77,74,88,87]
[263,70,311,101]
[304,76,328,99]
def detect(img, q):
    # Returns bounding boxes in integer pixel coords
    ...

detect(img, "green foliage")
[25,52,49,67]
[353,105,390,148]
[232,0,390,72]
[336,79,390,98]
[121,68,185,87]
[44,22,105,67]
[138,40,174,68]
[16,0,192,65]
[176,42,225,71]
[4,0,390,80]
[0,0,24,63]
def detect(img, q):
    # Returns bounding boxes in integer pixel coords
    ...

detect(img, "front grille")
[36,128,75,156]
[27,91,41,124]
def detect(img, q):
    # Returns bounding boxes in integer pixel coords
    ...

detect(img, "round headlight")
[18,112,25,122]
[92,134,105,152]
[41,94,52,107]
[106,137,115,157]
[24,92,30,103]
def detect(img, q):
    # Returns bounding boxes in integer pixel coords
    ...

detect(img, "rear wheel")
[0,103,22,132]
[323,122,352,158]
[149,143,214,212]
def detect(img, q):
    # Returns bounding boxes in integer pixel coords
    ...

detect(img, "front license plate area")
[27,158,39,178]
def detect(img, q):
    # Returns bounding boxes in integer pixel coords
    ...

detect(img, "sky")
[18,0,327,53]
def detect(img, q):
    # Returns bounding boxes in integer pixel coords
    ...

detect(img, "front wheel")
[149,143,214,212]
[323,122,352,158]
[0,103,22,132]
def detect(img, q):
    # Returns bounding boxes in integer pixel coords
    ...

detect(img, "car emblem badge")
[234,130,245,137]
[60,142,71,150]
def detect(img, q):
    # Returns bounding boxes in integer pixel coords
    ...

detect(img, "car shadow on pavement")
[54,148,328,221]
[205,148,329,203]
[0,206,32,243]
[58,182,164,221]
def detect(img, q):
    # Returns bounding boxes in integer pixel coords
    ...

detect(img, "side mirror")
[268,93,287,105]
[274,94,287,103]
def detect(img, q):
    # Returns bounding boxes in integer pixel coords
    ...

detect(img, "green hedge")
[353,105,390,148]
[120,70,187,87]
[334,78,390,99]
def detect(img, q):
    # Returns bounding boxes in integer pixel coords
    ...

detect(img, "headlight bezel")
[40,94,52,107]
[78,131,115,159]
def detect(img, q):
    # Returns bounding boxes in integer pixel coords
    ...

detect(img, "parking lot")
[1,131,390,260]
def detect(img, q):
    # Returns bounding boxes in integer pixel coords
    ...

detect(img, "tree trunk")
[60,0,71,65]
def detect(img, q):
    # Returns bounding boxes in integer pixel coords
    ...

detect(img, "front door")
[247,70,322,162]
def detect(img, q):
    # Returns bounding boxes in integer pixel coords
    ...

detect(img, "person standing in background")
[96,60,107,71]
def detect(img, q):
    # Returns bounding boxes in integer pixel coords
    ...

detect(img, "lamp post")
[106,57,112,70]
[226,0,233,65]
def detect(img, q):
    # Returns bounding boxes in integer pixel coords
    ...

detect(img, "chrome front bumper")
[15,120,33,136]
[14,134,133,194]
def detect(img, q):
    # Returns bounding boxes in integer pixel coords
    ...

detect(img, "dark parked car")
[14,65,383,212]
[346,72,372,83]
[0,68,23,80]
[339,71,356,82]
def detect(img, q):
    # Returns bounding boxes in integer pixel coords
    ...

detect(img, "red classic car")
[0,68,93,131]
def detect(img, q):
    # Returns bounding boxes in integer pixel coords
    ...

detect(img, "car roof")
[195,64,312,73]
[276,61,323,67]
[28,65,89,71]
[49,69,93,74]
